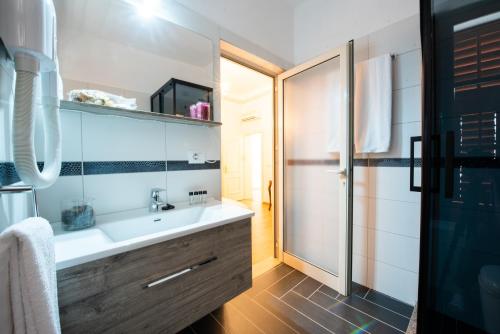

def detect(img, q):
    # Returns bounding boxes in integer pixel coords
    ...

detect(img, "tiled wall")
[0,44,221,225]
[352,15,421,305]
[33,110,221,224]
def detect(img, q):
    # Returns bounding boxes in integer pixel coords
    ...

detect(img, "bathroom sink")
[54,228,113,263]
[98,206,206,242]
[53,199,254,270]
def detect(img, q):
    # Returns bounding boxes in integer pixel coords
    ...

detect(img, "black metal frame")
[410,136,422,192]
[417,0,436,331]
[150,78,213,120]
[418,0,500,332]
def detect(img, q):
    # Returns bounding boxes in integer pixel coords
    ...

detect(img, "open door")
[277,42,354,295]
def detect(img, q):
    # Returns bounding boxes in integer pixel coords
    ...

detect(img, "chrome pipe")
[0,185,39,217]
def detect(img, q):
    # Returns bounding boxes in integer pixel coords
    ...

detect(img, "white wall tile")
[368,259,418,305]
[368,167,420,203]
[392,85,421,124]
[35,110,83,161]
[367,229,419,272]
[370,121,421,159]
[369,198,420,238]
[166,169,220,203]
[368,14,421,58]
[393,49,422,90]
[353,254,369,286]
[37,176,84,223]
[0,65,14,162]
[368,166,421,203]
[353,225,368,257]
[353,195,369,227]
[83,172,167,215]
[165,123,221,161]
[354,166,370,197]
[82,114,166,161]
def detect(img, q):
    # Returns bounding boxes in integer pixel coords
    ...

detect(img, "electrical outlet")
[188,151,205,164]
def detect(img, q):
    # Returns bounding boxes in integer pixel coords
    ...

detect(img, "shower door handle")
[410,136,422,192]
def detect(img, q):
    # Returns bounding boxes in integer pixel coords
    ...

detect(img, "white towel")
[354,54,392,153]
[0,218,61,334]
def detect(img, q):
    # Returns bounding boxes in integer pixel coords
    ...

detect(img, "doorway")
[220,57,277,274]
[277,42,354,295]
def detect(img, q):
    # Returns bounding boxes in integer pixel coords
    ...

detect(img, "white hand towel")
[354,54,392,153]
[0,217,61,334]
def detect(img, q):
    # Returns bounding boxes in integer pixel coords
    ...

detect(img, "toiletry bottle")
[189,191,193,205]
[194,191,199,204]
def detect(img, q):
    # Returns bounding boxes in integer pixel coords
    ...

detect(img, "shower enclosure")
[277,42,354,295]
[419,0,500,332]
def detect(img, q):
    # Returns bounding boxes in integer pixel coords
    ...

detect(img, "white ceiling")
[220,58,273,103]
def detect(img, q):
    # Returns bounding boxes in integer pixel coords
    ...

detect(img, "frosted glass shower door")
[278,44,353,294]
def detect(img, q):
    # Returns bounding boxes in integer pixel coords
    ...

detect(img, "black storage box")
[150,78,213,120]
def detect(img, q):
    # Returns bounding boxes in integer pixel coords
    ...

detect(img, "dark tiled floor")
[178,264,413,334]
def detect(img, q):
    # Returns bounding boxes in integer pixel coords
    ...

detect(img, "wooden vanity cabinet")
[57,219,251,333]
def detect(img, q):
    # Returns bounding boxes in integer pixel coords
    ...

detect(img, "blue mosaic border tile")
[354,159,369,167]
[83,161,166,175]
[368,158,422,167]
[1,158,424,186]
[167,160,221,171]
[0,162,19,185]
[0,161,82,186]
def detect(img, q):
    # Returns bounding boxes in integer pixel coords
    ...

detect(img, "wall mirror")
[54,0,214,112]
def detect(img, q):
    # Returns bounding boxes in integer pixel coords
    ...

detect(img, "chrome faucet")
[150,188,166,212]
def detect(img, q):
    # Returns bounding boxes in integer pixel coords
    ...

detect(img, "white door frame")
[276,42,354,295]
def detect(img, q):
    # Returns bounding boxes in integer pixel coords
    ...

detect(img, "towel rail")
[0,185,38,217]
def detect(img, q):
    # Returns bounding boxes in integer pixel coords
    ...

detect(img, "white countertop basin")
[53,199,254,270]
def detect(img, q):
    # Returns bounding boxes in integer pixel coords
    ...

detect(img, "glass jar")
[61,198,96,231]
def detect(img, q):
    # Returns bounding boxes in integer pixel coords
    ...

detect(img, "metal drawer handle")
[144,256,217,289]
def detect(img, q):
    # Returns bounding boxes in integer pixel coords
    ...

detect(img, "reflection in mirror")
[54,0,214,111]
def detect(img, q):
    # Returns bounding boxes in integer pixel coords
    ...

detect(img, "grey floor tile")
[246,264,295,297]
[255,290,333,334]
[311,292,403,334]
[318,285,340,299]
[292,277,322,298]
[365,290,413,318]
[282,291,365,334]
[230,291,299,334]
[340,295,410,332]
[352,282,370,297]
[212,304,264,334]
[267,270,307,298]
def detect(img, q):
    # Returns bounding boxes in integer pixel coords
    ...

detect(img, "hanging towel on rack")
[354,54,392,153]
[0,217,61,334]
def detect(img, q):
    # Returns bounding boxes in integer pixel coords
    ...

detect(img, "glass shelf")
[60,101,222,127]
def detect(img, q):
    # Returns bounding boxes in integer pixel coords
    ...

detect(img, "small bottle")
[189,191,193,205]
[202,190,207,203]
[194,191,200,204]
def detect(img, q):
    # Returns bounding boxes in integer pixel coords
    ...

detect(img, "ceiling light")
[136,0,158,19]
